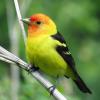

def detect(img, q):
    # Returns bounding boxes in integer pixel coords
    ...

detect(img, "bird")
[22,13,92,94]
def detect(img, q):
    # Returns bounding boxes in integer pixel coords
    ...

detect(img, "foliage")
[0,0,100,100]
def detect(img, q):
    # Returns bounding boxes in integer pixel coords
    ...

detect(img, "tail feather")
[73,75,92,94]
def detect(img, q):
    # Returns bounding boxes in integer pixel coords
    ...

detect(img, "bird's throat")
[28,26,41,37]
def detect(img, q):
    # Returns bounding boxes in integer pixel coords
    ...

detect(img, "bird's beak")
[21,18,30,25]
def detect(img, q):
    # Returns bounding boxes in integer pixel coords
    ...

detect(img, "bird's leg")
[48,85,56,95]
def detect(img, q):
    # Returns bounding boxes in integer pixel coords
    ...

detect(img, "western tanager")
[22,13,91,94]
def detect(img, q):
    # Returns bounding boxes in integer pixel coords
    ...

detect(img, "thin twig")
[0,56,14,64]
[14,0,26,43]
[0,46,28,70]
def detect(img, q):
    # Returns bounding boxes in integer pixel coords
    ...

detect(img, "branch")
[0,46,67,100]
[14,0,26,44]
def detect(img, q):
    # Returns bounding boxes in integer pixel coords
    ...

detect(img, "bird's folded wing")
[51,32,77,74]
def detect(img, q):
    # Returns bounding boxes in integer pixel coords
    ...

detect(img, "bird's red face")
[30,14,49,26]
[29,14,49,35]
[22,13,57,37]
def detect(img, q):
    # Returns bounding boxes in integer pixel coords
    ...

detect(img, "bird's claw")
[29,67,39,72]
[27,65,39,74]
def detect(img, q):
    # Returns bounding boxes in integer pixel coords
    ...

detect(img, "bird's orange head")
[22,13,57,37]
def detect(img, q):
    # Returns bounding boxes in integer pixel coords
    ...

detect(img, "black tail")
[73,75,92,94]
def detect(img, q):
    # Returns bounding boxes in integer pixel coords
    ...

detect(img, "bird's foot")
[48,85,56,95]
[27,64,39,73]
[29,66,39,72]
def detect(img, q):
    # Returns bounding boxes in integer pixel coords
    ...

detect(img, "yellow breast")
[26,34,67,77]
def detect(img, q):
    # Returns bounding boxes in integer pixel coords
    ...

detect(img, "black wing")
[51,32,77,74]
[52,33,92,94]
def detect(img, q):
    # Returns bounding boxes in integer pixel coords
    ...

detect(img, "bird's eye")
[36,21,41,25]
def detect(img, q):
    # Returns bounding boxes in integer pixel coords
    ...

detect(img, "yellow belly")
[26,35,67,77]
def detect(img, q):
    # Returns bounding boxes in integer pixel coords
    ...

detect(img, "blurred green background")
[0,0,100,100]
